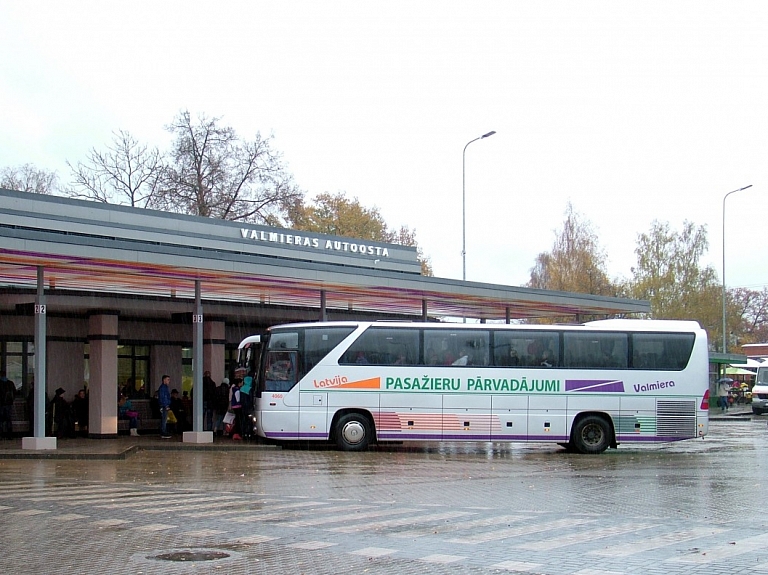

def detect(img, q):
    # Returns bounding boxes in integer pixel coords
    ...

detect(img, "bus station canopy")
[0,189,651,322]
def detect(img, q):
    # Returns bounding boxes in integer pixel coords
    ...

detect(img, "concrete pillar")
[88,311,119,438]
[320,290,327,322]
[22,266,55,450]
[185,281,213,444]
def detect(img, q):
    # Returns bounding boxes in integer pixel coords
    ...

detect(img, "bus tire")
[570,415,611,454]
[335,413,372,451]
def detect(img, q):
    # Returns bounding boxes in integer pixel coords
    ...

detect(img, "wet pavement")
[1,411,767,574]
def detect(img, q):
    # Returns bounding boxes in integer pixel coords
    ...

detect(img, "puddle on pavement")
[150,550,230,562]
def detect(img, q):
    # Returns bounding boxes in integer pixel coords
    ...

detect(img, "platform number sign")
[35,304,46,315]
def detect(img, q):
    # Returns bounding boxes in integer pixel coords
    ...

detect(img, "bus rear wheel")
[570,415,611,454]
[335,413,372,451]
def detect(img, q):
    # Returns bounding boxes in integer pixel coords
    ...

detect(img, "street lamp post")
[722,184,753,353]
[462,130,496,281]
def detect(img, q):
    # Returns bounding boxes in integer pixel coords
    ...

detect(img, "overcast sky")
[2,1,767,291]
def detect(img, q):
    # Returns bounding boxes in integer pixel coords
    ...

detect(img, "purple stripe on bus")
[378,433,570,441]
[565,379,625,392]
[264,432,326,439]
[616,435,694,442]
[266,432,697,442]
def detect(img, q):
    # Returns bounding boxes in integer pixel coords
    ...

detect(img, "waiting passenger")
[72,388,89,437]
[213,377,230,435]
[50,387,75,439]
[0,370,15,439]
[228,378,244,440]
[169,389,188,433]
[118,393,139,436]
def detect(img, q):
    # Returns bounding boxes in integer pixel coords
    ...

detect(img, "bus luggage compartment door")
[528,395,567,442]
[298,392,328,440]
[443,394,491,441]
[491,395,529,441]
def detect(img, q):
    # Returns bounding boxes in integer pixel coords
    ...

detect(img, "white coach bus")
[238,319,710,453]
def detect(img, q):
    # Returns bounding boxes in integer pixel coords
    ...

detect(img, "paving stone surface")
[0,417,767,574]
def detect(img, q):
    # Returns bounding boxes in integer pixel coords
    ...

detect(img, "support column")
[422,299,428,321]
[184,280,213,444]
[87,311,119,438]
[23,266,55,450]
[320,290,327,322]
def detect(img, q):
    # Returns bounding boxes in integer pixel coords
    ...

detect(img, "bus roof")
[265,318,703,333]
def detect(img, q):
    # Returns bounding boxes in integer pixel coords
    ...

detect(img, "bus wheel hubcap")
[584,425,602,445]
[342,421,365,444]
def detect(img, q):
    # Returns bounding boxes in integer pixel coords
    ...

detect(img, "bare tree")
[731,287,768,344]
[67,130,162,208]
[0,164,59,194]
[158,110,302,222]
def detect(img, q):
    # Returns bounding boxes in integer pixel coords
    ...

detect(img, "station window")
[0,340,33,396]
[181,347,193,395]
[117,345,150,397]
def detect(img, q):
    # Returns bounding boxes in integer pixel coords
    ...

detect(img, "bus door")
[491,395,529,441]
[259,350,300,440]
[298,389,328,440]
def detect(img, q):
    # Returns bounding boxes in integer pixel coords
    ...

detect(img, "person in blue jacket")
[158,375,172,438]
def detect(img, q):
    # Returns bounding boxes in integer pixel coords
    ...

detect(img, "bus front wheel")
[570,415,611,454]
[335,413,372,451]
